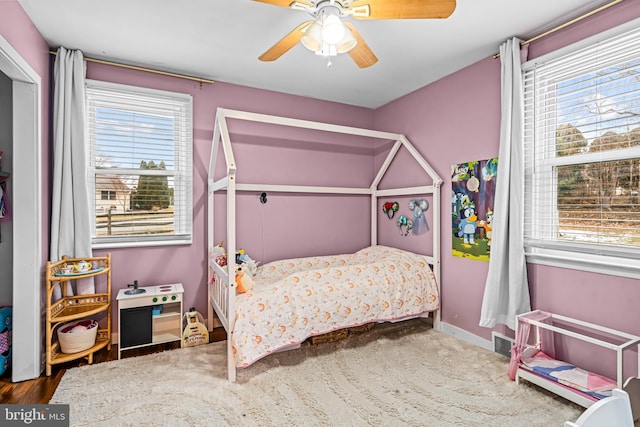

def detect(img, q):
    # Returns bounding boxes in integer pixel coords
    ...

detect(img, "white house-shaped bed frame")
[207,108,442,381]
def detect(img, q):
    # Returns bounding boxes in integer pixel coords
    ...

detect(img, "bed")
[511,310,640,408]
[210,244,439,368]
[207,108,442,381]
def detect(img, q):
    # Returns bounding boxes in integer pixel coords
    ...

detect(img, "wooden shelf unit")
[45,254,112,376]
[515,310,640,408]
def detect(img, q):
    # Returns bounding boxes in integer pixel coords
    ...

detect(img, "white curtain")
[479,38,531,330]
[50,47,94,295]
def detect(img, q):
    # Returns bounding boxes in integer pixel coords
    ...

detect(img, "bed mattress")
[231,245,439,368]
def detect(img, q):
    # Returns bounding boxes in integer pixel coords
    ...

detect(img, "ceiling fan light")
[335,27,357,54]
[321,14,346,45]
[301,20,323,52]
[316,42,338,57]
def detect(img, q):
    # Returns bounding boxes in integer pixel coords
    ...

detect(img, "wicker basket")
[57,319,98,353]
[309,323,374,345]
[310,328,348,344]
[348,323,374,334]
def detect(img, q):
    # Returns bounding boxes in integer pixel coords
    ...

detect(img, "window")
[523,21,640,278]
[86,80,193,247]
[101,190,116,201]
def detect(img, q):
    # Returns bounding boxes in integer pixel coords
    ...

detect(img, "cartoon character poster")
[451,157,497,261]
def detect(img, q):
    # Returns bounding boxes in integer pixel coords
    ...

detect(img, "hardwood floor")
[0,328,226,404]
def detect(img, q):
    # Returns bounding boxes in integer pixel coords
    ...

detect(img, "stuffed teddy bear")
[235,264,255,294]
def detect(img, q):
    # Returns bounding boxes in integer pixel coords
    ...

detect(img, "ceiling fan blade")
[349,0,456,20]
[259,21,313,62]
[344,22,378,68]
[253,0,313,8]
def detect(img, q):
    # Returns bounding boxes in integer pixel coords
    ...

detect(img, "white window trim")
[86,79,193,249]
[522,17,640,73]
[522,16,640,280]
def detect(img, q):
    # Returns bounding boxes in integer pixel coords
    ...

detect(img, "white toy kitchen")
[116,282,184,359]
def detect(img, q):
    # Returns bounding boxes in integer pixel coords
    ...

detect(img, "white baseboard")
[439,322,492,352]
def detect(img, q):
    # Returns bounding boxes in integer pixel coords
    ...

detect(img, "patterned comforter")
[231,245,439,368]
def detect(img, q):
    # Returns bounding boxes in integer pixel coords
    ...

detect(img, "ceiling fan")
[256,0,456,68]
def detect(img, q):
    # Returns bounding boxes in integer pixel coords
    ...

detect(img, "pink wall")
[375,1,640,379]
[6,0,640,378]
[0,1,51,267]
[375,56,500,336]
[86,63,377,327]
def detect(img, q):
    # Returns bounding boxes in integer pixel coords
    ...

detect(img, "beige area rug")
[51,319,582,426]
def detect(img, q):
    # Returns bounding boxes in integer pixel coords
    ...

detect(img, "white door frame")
[0,35,43,382]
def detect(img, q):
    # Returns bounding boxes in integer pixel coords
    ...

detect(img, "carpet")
[50,319,582,426]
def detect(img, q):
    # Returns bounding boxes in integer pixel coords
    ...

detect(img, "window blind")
[86,80,193,246]
[523,25,640,257]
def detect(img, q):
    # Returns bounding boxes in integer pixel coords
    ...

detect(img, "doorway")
[0,35,43,382]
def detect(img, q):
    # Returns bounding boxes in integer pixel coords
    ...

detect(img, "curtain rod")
[49,50,214,86]
[493,0,625,58]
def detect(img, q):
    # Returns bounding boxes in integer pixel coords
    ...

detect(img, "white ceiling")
[18,0,614,108]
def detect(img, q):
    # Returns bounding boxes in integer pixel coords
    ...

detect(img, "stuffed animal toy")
[212,241,227,267]
[235,249,259,277]
[182,308,208,348]
[235,264,255,294]
[216,256,227,267]
[242,257,259,277]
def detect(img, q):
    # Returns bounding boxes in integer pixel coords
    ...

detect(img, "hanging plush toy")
[409,199,429,235]
[397,215,413,236]
[382,201,399,219]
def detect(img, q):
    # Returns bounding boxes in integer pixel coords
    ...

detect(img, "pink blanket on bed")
[231,245,439,368]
